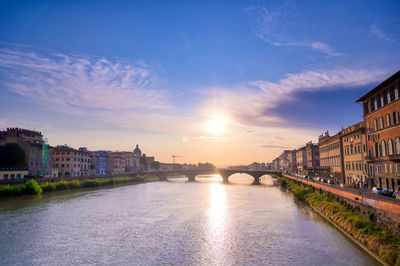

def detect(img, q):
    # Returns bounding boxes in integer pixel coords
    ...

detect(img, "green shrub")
[0,185,23,196]
[56,179,69,190]
[41,182,56,192]
[68,179,80,189]
[22,180,42,195]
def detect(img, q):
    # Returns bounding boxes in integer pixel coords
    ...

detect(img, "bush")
[41,182,56,192]
[56,179,69,190]
[0,185,23,196]
[22,180,42,195]
[68,179,80,189]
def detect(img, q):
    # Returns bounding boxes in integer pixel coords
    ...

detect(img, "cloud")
[370,24,391,41]
[261,144,291,149]
[206,67,389,127]
[0,46,169,113]
[248,4,341,56]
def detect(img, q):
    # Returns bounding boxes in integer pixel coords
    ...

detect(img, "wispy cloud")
[261,144,291,149]
[248,4,341,56]
[370,24,392,41]
[206,68,389,127]
[0,46,169,113]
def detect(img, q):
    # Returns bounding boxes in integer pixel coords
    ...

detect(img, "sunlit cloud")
[205,68,389,128]
[0,46,169,113]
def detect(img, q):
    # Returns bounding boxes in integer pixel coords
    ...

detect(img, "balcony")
[389,154,400,162]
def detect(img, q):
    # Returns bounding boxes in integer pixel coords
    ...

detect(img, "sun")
[206,116,226,135]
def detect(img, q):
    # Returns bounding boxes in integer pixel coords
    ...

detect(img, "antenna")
[171,154,181,164]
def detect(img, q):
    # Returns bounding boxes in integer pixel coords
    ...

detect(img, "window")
[3,174,8,180]
[396,137,400,154]
[374,98,378,110]
[395,86,399,100]
[387,91,391,104]
[381,140,386,156]
[379,117,384,129]
[380,94,384,107]
[377,165,382,173]
[386,114,391,127]
[388,139,394,155]
[374,142,380,157]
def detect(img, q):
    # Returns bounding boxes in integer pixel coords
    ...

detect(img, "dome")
[133,144,141,157]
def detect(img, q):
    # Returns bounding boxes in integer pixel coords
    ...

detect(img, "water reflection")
[205,183,227,262]
[196,174,222,183]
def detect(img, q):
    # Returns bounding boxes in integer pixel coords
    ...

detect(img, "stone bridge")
[143,169,282,185]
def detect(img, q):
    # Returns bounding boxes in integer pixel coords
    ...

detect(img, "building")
[107,153,126,175]
[272,157,280,171]
[278,150,297,173]
[306,141,320,169]
[0,168,29,180]
[319,131,343,184]
[133,144,142,170]
[0,128,53,177]
[296,146,307,175]
[52,145,91,177]
[90,151,108,175]
[341,122,369,187]
[356,70,400,192]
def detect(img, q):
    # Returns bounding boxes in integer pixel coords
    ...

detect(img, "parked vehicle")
[372,187,383,195]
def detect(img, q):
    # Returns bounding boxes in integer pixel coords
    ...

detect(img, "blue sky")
[0,0,399,165]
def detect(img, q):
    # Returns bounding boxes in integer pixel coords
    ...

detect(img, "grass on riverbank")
[278,177,400,265]
[0,175,159,197]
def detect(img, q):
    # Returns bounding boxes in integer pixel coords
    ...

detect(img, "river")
[0,174,378,265]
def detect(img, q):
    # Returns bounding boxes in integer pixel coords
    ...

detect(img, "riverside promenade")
[284,174,400,223]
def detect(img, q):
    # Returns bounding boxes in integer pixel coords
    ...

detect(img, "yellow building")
[319,131,343,183]
[0,168,28,180]
[341,122,368,187]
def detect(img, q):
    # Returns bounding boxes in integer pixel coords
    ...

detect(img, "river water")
[0,175,378,265]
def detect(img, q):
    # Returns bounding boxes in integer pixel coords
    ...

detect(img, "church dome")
[133,144,141,157]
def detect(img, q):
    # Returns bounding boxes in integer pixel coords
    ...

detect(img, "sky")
[0,0,399,166]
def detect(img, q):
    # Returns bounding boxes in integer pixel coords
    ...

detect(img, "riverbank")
[0,175,159,197]
[278,177,400,265]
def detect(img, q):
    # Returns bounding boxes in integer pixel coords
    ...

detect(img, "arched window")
[381,140,386,156]
[387,114,391,127]
[368,148,372,157]
[388,139,394,155]
[396,137,400,155]
[375,142,381,157]
[374,119,378,131]
[379,117,384,129]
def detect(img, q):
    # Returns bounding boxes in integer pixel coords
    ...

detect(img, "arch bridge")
[143,169,282,185]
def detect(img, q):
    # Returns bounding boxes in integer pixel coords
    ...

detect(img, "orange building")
[356,70,400,192]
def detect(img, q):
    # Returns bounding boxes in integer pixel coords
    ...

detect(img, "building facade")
[0,128,52,177]
[53,146,91,177]
[319,131,343,184]
[107,153,126,175]
[296,146,307,175]
[341,122,369,187]
[90,151,108,175]
[356,70,400,192]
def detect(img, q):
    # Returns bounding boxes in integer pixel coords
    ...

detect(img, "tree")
[140,154,148,169]
[151,161,160,170]
[197,162,216,170]
[0,143,26,168]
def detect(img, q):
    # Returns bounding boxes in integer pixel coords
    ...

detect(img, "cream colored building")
[341,122,368,187]
[52,146,91,177]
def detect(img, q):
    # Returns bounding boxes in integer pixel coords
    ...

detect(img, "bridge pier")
[252,175,261,185]
[221,174,229,184]
[187,173,197,182]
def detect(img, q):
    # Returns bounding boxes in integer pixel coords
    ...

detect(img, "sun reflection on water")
[205,183,228,262]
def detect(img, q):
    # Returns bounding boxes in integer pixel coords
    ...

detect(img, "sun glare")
[206,116,226,135]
